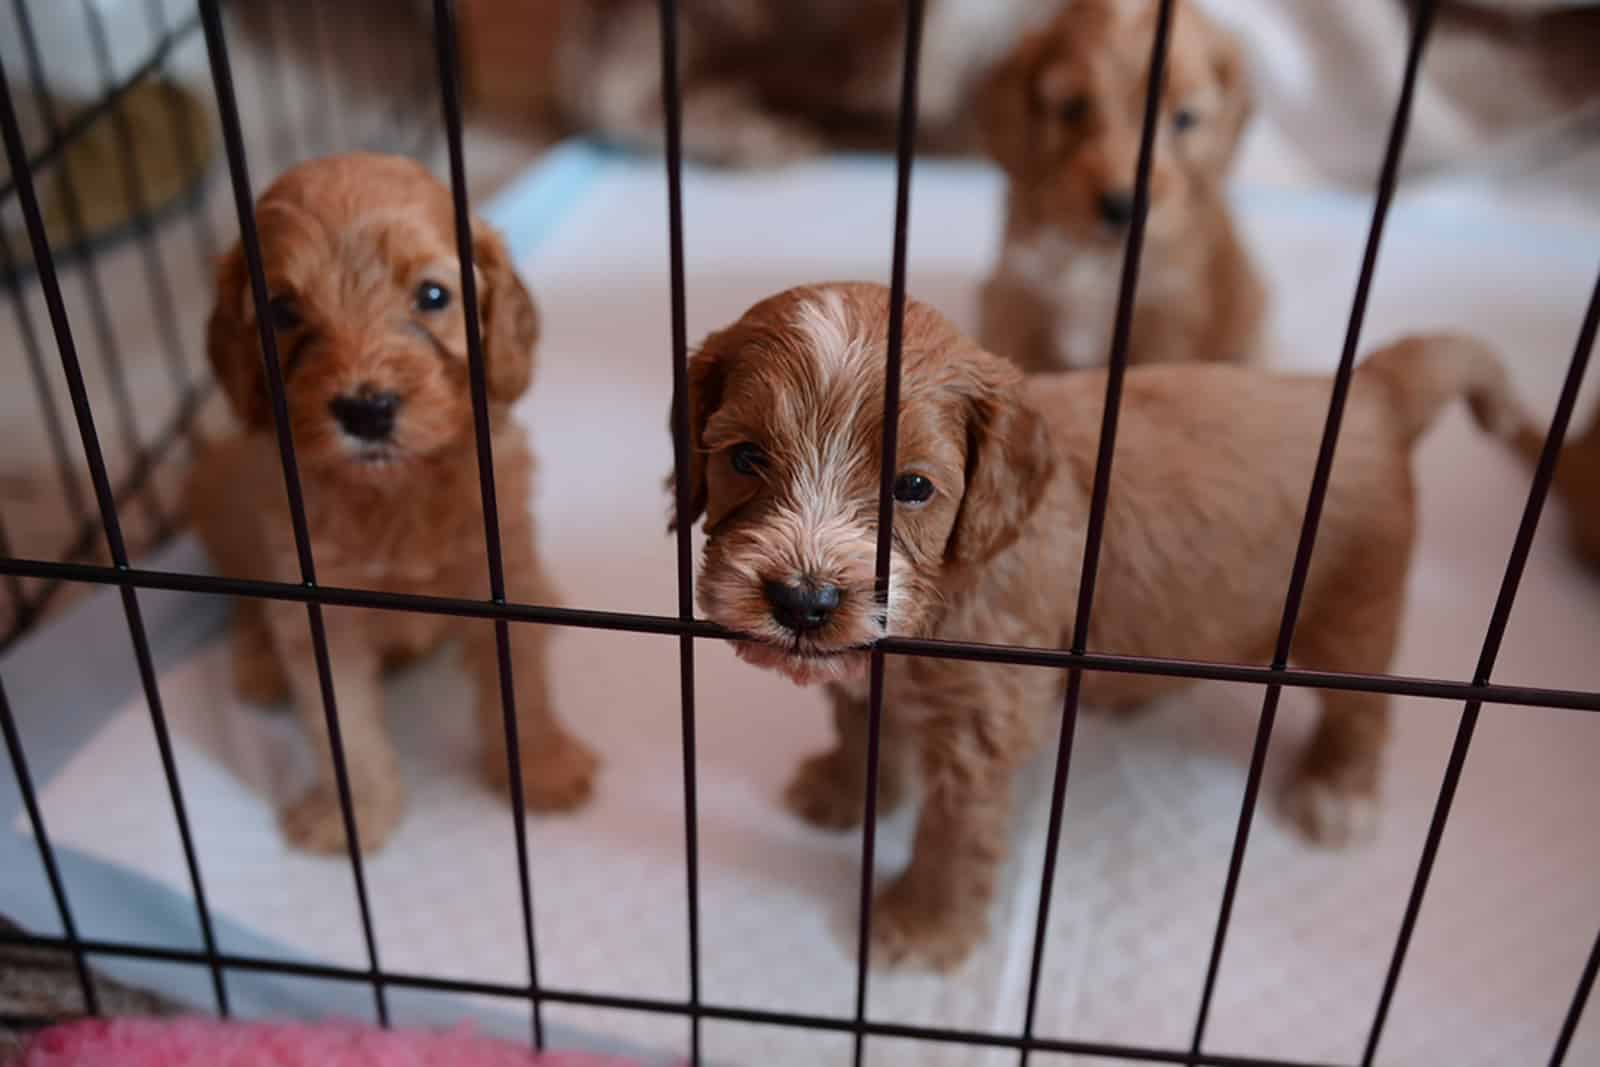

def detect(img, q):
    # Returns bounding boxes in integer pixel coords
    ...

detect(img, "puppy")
[1519,401,1600,567]
[977,0,1264,373]
[187,153,597,854]
[553,0,1057,166]
[680,282,1522,969]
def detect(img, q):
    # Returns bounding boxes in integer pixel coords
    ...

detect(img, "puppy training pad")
[9,146,1600,1066]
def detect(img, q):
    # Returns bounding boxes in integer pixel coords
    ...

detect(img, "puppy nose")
[764,579,841,634]
[1097,190,1135,226]
[329,388,400,441]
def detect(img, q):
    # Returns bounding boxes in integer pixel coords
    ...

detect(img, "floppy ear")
[205,244,273,430]
[977,29,1048,177]
[473,223,539,404]
[946,346,1056,566]
[667,326,735,533]
[1207,21,1253,175]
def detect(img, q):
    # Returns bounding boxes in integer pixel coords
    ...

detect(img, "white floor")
[17,149,1600,1066]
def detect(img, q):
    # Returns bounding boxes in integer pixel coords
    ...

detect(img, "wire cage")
[0,0,1597,1065]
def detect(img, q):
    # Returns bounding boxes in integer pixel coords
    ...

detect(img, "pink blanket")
[20,1018,646,1067]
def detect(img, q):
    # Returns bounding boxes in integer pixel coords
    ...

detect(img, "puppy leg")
[1283,587,1404,847]
[271,605,406,854]
[872,674,1045,971]
[872,743,1011,971]
[465,607,596,815]
[231,599,289,705]
[785,684,911,831]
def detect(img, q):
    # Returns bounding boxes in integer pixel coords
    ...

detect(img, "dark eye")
[892,473,934,505]
[1058,95,1089,125]
[267,295,300,332]
[1173,107,1199,132]
[415,280,451,312]
[729,442,766,476]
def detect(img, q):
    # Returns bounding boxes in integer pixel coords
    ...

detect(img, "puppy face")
[679,284,1054,685]
[980,0,1251,244]
[206,153,537,482]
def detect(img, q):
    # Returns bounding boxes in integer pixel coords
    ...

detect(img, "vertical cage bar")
[0,675,98,1014]
[1016,2,1176,1062]
[0,56,229,1015]
[197,0,389,1024]
[80,0,197,447]
[0,225,89,532]
[9,0,167,537]
[1362,267,1598,1067]
[431,0,546,1047]
[852,4,926,1066]
[1550,927,1600,1067]
[655,0,702,1062]
[1188,2,1439,1059]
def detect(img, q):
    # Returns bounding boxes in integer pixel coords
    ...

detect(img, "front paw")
[1281,769,1379,847]
[282,781,404,855]
[783,750,903,831]
[869,872,987,973]
[487,732,598,814]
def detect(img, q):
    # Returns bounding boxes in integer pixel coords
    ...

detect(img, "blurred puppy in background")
[978,0,1264,373]
[1520,401,1600,568]
[679,282,1523,969]
[551,0,1057,165]
[187,153,597,855]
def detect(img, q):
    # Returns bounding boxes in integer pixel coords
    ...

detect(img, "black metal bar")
[852,5,925,1065]
[3,552,1600,715]
[10,0,167,536]
[655,0,702,1062]
[0,10,203,206]
[0,927,1354,1067]
[0,226,89,533]
[0,54,228,1015]
[197,0,388,1025]
[1017,3,1176,1062]
[1190,3,1439,1059]
[80,0,194,411]
[431,0,546,1047]
[0,676,98,1014]
[1550,927,1600,1067]
[1362,267,1599,1066]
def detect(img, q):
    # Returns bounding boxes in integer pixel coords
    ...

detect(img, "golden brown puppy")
[554,0,1056,165]
[187,153,596,854]
[978,0,1264,373]
[680,282,1522,969]
[1519,402,1600,567]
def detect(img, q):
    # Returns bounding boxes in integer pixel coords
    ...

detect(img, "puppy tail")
[1360,333,1525,446]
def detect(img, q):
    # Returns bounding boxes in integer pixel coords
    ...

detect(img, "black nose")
[1098,190,1134,226]
[764,580,841,634]
[329,389,400,442]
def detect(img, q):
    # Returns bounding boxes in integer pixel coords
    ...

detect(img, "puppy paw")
[870,875,987,973]
[1281,773,1379,848]
[488,733,598,814]
[784,750,903,831]
[282,782,404,855]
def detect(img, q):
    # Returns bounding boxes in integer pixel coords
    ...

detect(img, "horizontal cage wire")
[0,0,1597,1065]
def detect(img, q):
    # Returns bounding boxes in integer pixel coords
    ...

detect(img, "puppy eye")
[267,295,300,332]
[729,442,767,476]
[415,280,452,312]
[1058,95,1089,125]
[1173,107,1199,133]
[892,473,935,505]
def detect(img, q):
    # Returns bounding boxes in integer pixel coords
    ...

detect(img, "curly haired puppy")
[187,153,597,854]
[679,282,1522,969]
[978,0,1264,373]
[555,0,1055,166]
